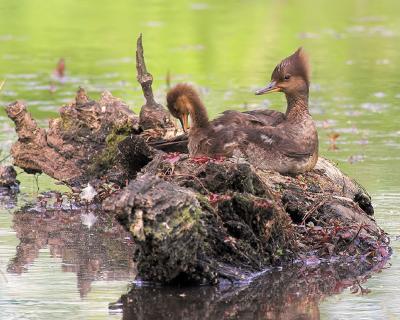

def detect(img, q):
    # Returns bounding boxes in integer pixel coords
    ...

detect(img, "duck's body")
[166,48,318,174]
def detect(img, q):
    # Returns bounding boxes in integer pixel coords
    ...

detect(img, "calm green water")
[0,0,399,319]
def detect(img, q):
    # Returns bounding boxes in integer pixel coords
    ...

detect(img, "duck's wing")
[243,110,286,126]
[211,110,285,131]
[242,126,316,159]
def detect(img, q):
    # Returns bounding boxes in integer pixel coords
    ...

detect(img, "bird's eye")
[284,74,291,80]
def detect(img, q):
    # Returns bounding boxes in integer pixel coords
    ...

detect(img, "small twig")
[0,79,5,91]
[0,154,11,163]
[342,224,365,253]
[342,176,346,196]
[173,173,210,195]
[301,196,329,224]
[34,174,40,193]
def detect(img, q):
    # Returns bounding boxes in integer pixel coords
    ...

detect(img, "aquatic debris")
[328,132,340,151]
[0,165,19,189]
[80,183,97,202]
[373,92,386,98]
[348,155,365,164]
[315,119,337,129]
[6,34,390,289]
[163,152,181,165]
[145,21,164,28]
[81,211,98,229]
[191,3,209,10]
[298,32,320,39]
[356,139,369,145]
[376,59,390,65]
[53,58,65,79]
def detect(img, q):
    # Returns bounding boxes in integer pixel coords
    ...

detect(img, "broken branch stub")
[136,34,174,132]
[136,34,155,106]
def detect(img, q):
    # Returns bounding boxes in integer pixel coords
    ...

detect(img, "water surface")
[0,0,399,319]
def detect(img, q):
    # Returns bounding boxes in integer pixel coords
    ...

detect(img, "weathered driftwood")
[103,154,389,284]
[7,89,140,188]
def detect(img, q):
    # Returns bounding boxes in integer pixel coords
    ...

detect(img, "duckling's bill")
[179,113,190,132]
[255,81,281,95]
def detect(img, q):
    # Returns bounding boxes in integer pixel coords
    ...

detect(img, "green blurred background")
[0,0,399,319]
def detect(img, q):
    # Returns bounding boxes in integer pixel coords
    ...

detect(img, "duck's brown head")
[255,47,310,97]
[166,83,209,132]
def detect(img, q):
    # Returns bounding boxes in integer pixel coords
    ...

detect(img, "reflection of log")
[104,154,389,284]
[0,165,19,189]
[8,202,135,297]
[113,258,387,320]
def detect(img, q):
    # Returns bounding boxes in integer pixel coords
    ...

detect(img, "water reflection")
[115,260,388,320]
[0,188,17,209]
[7,203,135,297]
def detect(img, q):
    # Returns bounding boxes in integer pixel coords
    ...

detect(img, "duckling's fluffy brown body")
[166,48,318,174]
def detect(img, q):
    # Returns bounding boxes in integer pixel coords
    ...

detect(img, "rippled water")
[0,0,399,319]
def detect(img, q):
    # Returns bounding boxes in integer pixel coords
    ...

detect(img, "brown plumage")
[166,48,318,174]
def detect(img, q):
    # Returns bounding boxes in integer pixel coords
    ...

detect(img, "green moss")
[143,205,202,241]
[88,124,134,174]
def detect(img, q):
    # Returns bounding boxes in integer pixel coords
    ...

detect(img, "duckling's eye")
[284,74,291,81]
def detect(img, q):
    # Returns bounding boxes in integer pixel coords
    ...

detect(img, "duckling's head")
[166,84,192,132]
[255,47,310,96]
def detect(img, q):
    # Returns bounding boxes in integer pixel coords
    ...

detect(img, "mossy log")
[6,90,143,188]
[103,153,389,284]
